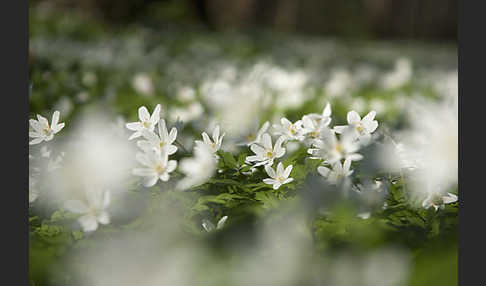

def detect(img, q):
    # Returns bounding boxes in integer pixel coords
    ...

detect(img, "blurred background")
[30,0,456,41]
[29,1,458,286]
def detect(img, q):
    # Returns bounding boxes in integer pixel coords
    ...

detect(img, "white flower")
[317,158,354,184]
[263,162,294,190]
[202,215,228,232]
[301,104,332,141]
[132,73,154,96]
[29,111,65,145]
[246,134,286,167]
[302,103,332,136]
[237,121,270,146]
[272,118,305,141]
[137,119,178,155]
[422,192,458,211]
[195,125,225,154]
[308,128,362,164]
[334,110,378,144]
[177,144,217,190]
[64,189,111,232]
[132,149,177,187]
[125,104,161,140]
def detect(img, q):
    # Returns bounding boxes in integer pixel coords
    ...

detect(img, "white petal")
[362,111,376,122]
[29,137,44,145]
[167,145,178,155]
[317,166,330,177]
[264,165,276,178]
[52,122,65,133]
[29,119,42,132]
[216,216,228,229]
[143,176,159,187]
[250,144,265,156]
[167,160,178,172]
[151,104,162,123]
[51,111,60,127]
[283,165,293,178]
[263,178,277,185]
[322,103,332,117]
[343,158,352,173]
[212,125,220,142]
[168,127,178,143]
[282,178,294,184]
[333,125,348,134]
[202,132,212,145]
[126,122,142,131]
[261,133,272,150]
[443,193,458,204]
[347,111,361,124]
[160,173,170,181]
[138,106,150,122]
[276,162,284,175]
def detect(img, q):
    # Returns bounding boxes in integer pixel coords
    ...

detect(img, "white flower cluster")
[127,104,179,187]
[243,103,379,189]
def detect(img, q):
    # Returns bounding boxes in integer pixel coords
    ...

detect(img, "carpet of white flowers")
[29,6,458,286]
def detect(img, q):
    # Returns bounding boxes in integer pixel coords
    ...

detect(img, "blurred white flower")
[64,189,111,232]
[381,58,412,90]
[132,73,154,96]
[317,158,353,184]
[176,86,196,102]
[54,96,73,116]
[422,192,458,211]
[137,119,178,156]
[169,102,204,123]
[29,110,65,145]
[237,121,270,146]
[126,104,161,140]
[195,125,225,154]
[177,144,217,190]
[133,150,177,187]
[326,69,352,97]
[263,162,294,190]
[272,118,305,141]
[334,110,378,144]
[397,99,457,195]
[202,215,228,232]
[246,134,286,167]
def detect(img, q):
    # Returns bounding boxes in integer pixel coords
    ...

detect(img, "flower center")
[289,126,297,135]
[310,131,319,138]
[356,124,364,134]
[143,121,150,128]
[247,133,255,141]
[335,144,344,153]
[159,142,165,148]
[266,151,273,158]
[277,176,285,183]
[42,127,51,136]
[155,164,165,174]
